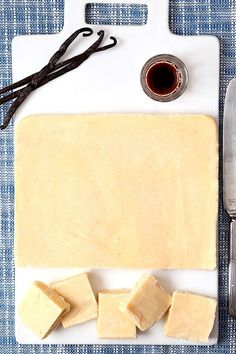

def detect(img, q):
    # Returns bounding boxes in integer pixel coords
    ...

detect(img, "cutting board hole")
[85,3,148,25]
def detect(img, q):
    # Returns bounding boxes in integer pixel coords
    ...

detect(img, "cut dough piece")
[164,291,217,342]
[18,281,70,339]
[120,274,172,331]
[15,114,218,269]
[97,290,136,339]
[52,273,97,328]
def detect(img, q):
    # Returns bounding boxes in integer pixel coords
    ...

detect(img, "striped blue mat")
[0,0,235,353]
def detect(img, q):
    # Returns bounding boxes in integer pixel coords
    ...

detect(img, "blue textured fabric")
[85,3,148,25]
[0,0,236,353]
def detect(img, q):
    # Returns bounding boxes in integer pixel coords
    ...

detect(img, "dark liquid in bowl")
[146,62,180,95]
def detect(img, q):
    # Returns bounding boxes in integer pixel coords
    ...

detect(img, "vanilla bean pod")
[0,27,117,130]
[0,31,116,107]
[0,27,93,130]
[0,28,93,97]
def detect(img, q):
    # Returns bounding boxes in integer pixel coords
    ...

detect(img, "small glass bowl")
[140,54,189,102]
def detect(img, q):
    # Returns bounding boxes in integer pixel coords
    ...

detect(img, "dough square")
[164,291,217,342]
[97,290,136,339]
[15,114,218,269]
[120,274,172,331]
[52,273,97,328]
[18,281,70,339]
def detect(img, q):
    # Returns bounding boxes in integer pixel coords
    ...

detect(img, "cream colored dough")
[18,281,70,339]
[51,273,97,328]
[97,290,136,339]
[164,291,217,342]
[15,114,218,269]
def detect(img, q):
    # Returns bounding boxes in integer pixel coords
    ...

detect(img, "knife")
[223,77,236,317]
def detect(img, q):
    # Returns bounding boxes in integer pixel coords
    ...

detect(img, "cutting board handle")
[64,0,170,34]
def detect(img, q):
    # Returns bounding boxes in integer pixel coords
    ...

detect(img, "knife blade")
[223,77,236,317]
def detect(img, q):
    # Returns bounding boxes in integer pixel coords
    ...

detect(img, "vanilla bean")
[0,27,93,130]
[0,29,111,106]
[0,54,91,106]
[0,28,93,96]
[0,29,116,104]
[0,55,78,98]
[0,33,117,107]
[33,35,117,87]
[0,28,117,130]
[0,55,86,106]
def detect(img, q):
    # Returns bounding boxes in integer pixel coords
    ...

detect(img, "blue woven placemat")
[0,0,235,353]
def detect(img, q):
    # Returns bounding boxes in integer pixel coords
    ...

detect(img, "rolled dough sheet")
[15,114,218,269]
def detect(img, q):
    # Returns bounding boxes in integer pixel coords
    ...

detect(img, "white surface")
[13,0,220,345]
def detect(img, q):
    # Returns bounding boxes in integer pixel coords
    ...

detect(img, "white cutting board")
[13,0,220,346]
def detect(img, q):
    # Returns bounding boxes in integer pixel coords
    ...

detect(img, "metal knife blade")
[223,77,236,317]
